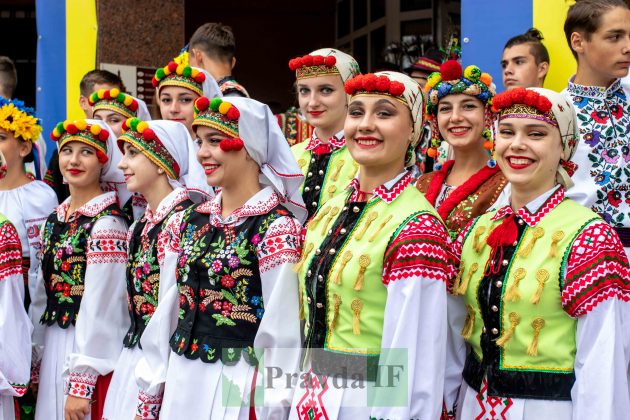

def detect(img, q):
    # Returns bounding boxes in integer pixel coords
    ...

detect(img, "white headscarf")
[147,120,214,202]
[226,97,307,223]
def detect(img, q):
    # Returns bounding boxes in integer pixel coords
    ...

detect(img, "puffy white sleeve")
[24,182,58,303]
[253,215,302,420]
[64,215,128,400]
[370,213,457,420]
[561,221,630,419]
[0,220,32,398]
[134,211,186,419]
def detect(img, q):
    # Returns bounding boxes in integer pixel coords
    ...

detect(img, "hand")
[134,416,142,420]
[64,395,90,420]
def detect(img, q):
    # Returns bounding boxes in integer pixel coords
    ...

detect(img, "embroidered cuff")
[65,371,97,400]
[10,383,28,397]
[136,389,162,419]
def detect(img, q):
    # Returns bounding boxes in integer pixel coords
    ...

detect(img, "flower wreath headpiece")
[0,97,42,142]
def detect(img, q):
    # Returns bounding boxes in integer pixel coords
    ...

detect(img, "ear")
[18,140,32,158]
[570,32,585,55]
[231,56,236,70]
[193,49,204,67]
[537,61,549,80]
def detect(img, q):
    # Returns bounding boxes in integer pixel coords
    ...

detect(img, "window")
[400,0,432,12]
[353,0,368,30]
[337,0,351,38]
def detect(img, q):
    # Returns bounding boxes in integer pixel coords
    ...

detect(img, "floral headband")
[89,88,139,119]
[0,97,42,142]
[153,61,206,96]
[50,119,109,163]
[118,118,180,179]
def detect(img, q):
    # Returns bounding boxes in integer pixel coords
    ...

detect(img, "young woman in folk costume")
[89,89,152,220]
[0,98,57,309]
[290,72,457,420]
[29,120,129,420]
[416,60,509,239]
[153,60,222,200]
[101,119,199,420]
[0,149,33,420]
[443,88,630,420]
[289,48,361,219]
[133,97,306,419]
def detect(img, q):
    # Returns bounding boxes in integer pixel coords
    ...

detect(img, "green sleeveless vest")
[291,141,359,209]
[458,199,599,373]
[296,183,440,356]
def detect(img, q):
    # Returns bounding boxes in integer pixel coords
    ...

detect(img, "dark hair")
[504,28,550,65]
[189,22,236,63]
[0,56,17,98]
[79,69,124,97]
[564,0,629,58]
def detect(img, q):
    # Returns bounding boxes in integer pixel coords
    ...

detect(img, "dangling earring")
[483,108,497,168]
[157,168,165,174]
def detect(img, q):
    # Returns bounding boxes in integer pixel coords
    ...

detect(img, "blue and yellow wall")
[36,0,96,159]
[461,0,576,93]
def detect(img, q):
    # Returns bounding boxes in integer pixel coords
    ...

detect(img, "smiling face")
[501,43,547,89]
[93,109,126,138]
[58,141,104,190]
[495,117,564,198]
[158,86,199,132]
[117,142,164,194]
[345,94,413,175]
[436,94,486,150]
[195,125,257,189]
[297,74,347,137]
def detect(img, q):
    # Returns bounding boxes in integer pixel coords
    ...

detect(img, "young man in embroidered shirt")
[187,22,250,98]
[501,28,550,91]
[562,0,630,257]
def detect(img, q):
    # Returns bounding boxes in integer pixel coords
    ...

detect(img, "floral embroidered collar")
[491,185,564,227]
[57,191,117,221]
[305,129,345,153]
[566,76,623,100]
[347,170,412,204]
[142,187,189,225]
[196,186,280,225]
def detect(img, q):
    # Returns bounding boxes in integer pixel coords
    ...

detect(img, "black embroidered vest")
[40,203,125,328]
[123,199,193,348]
[170,203,289,365]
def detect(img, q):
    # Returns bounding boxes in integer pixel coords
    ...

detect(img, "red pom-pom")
[389,82,405,96]
[362,74,378,91]
[536,96,552,113]
[313,55,324,66]
[344,82,355,95]
[194,73,206,83]
[219,138,233,152]
[288,58,300,71]
[324,55,336,67]
[511,87,526,103]
[95,150,109,164]
[122,120,130,131]
[440,60,463,82]
[376,76,390,92]
[103,90,111,99]
[152,77,159,88]
[129,101,139,112]
[142,128,155,141]
[98,130,109,141]
[66,124,78,135]
[523,90,538,107]
[226,107,240,120]
[167,62,178,73]
[302,55,314,66]
[50,132,57,141]
[195,96,209,111]
[232,138,244,151]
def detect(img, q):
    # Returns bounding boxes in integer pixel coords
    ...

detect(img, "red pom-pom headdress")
[492,87,557,127]
[50,120,109,163]
[289,54,339,80]
[118,118,180,179]
[89,89,140,119]
[152,61,206,96]
[192,96,240,140]
[344,73,407,100]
